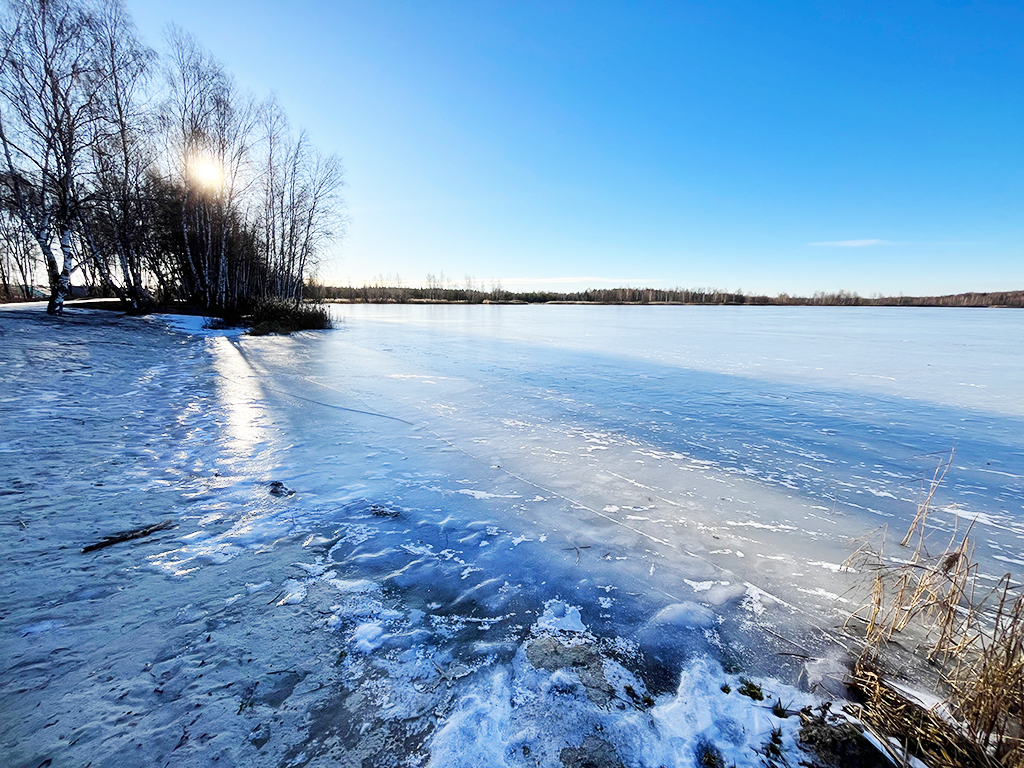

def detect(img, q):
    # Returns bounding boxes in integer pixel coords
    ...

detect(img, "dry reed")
[843,451,1024,768]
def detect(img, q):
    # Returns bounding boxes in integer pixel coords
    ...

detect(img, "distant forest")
[0,0,344,315]
[316,283,1024,308]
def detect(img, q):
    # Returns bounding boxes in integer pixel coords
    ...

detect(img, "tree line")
[1,0,344,315]
[319,283,1024,308]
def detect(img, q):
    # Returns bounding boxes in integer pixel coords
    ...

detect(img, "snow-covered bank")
[0,307,333,767]
[2,303,1020,767]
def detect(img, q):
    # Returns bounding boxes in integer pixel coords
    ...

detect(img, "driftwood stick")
[82,519,177,553]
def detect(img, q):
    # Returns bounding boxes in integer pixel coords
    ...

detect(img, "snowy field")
[2,302,1021,767]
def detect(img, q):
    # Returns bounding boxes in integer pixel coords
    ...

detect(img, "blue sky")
[127,1,1022,295]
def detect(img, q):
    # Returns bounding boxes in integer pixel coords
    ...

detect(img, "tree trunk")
[47,226,76,315]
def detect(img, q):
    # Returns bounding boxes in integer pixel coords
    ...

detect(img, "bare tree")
[0,206,37,298]
[159,25,222,307]
[290,142,344,301]
[80,0,156,312]
[256,100,344,304]
[0,0,110,314]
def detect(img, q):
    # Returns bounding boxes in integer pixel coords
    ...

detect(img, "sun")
[188,156,223,188]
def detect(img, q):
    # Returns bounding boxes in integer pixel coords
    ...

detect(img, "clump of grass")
[247,299,333,335]
[844,450,1024,768]
[757,726,785,765]
[203,316,242,330]
[799,702,887,767]
[695,739,727,767]
[738,678,764,701]
[771,698,792,718]
[849,664,996,767]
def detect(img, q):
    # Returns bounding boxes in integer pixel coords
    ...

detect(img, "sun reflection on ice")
[209,337,267,459]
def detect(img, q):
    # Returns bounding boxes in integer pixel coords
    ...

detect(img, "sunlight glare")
[188,156,223,188]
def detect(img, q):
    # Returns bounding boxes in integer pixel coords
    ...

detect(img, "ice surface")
[2,302,1021,767]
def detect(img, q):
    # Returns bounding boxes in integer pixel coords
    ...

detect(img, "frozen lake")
[308,304,1024,587]
[2,303,1021,767]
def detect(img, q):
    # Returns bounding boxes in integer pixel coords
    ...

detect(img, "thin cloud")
[810,239,890,247]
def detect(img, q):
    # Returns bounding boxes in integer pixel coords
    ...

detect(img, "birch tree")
[0,207,36,297]
[81,0,156,312]
[257,99,344,304]
[160,26,223,308]
[0,0,107,314]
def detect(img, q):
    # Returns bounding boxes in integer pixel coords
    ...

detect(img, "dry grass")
[246,299,333,335]
[843,451,1024,768]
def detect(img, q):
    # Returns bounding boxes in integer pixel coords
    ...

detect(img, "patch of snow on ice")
[536,600,587,633]
[740,585,768,616]
[277,578,307,605]
[154,313,244,337]
[865,488,897,499]
[294,561,329,576]
[427,655,817,768]
[948,508,1013,532]
[353,622,386,653]
[324,578,378,593]
[456,489,521,500]
[724,520,798,532]
[808,560,844,573]
[685,579,726,593]
[994,555,1024,566]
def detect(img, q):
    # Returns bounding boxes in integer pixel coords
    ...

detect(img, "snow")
[536,600,588,632]
[2,301,1021,767]
[352,622,387,652]
[149,311,245,337]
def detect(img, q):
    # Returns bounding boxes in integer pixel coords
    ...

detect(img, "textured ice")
[650,602,717,628]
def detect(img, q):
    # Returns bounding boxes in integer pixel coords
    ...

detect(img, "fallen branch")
[82,519,177,553]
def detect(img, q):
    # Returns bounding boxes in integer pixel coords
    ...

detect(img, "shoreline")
[3,287,1023,313]
[325,297,1023,308]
